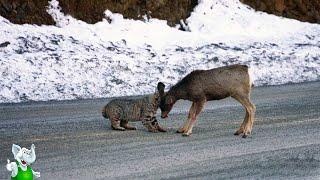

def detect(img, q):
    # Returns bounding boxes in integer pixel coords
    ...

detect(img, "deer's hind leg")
[120,120,137,130]
[232,94,256,138]
[233,111,248,136]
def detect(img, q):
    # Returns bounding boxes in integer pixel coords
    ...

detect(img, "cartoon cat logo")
[6,144,40,180]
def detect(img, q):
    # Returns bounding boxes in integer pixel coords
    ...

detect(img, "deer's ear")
[157,82,165,96]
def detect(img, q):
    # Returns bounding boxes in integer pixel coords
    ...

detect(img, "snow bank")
[0,0,319,103]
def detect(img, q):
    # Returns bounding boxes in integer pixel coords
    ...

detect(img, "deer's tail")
[248,66,255,88]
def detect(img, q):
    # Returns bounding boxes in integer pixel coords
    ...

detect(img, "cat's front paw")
[157,125,167,132]
[148,128,158,133]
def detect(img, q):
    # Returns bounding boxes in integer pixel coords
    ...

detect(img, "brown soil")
[0,0,198,26]
[241,0,320,24]
[0,0,319,26]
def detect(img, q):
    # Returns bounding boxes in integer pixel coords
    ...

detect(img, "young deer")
[158,64,256,138]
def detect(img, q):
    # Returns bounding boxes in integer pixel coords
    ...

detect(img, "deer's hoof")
[176,129,185,133]
[234,131,241,136]
[242,134,248,138]
[234,129,244,136]
[182,132,192,136]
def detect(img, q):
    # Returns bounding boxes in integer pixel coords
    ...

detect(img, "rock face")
[0,0,198,26]
[59,0,198,27]
[1,0,319,26]
[0,0,55,25]
[241,0,320,24]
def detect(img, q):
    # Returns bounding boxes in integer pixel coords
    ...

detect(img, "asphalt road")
[0,82,320,180]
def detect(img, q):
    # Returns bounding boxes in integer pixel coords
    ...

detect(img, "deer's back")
[175,65,251,101]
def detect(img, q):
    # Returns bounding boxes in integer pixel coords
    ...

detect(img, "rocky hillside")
[0,0,197,26]
[240,0,320,24]
[1,0,320,26]
[59,0,198,27]
[0,0,55,25]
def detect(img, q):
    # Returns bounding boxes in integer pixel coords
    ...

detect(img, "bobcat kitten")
[102,90,166,132]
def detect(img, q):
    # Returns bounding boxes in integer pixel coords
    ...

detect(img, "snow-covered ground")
[0,0,319,103]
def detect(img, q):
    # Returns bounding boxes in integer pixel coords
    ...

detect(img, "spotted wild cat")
[102,88,166,132]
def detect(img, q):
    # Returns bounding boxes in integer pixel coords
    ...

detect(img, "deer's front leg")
[177,102,196,133]
[182,100,206,136]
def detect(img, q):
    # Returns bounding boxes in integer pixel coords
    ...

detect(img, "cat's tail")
[102,105,109,119]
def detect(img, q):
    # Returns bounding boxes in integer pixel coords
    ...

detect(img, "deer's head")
[157,82,176,118]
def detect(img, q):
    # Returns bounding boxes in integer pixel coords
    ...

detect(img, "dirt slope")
[0,0,198,26]
[241,0,320,24]
[0,0,319,26]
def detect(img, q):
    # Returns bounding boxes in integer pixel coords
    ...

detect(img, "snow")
[0,0,320,103]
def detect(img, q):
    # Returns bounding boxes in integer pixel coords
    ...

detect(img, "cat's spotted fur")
[102,91,166,132]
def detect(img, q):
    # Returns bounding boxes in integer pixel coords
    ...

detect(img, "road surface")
[0,82,320,179]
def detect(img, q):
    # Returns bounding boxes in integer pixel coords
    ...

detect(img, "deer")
[157,64,256,138]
